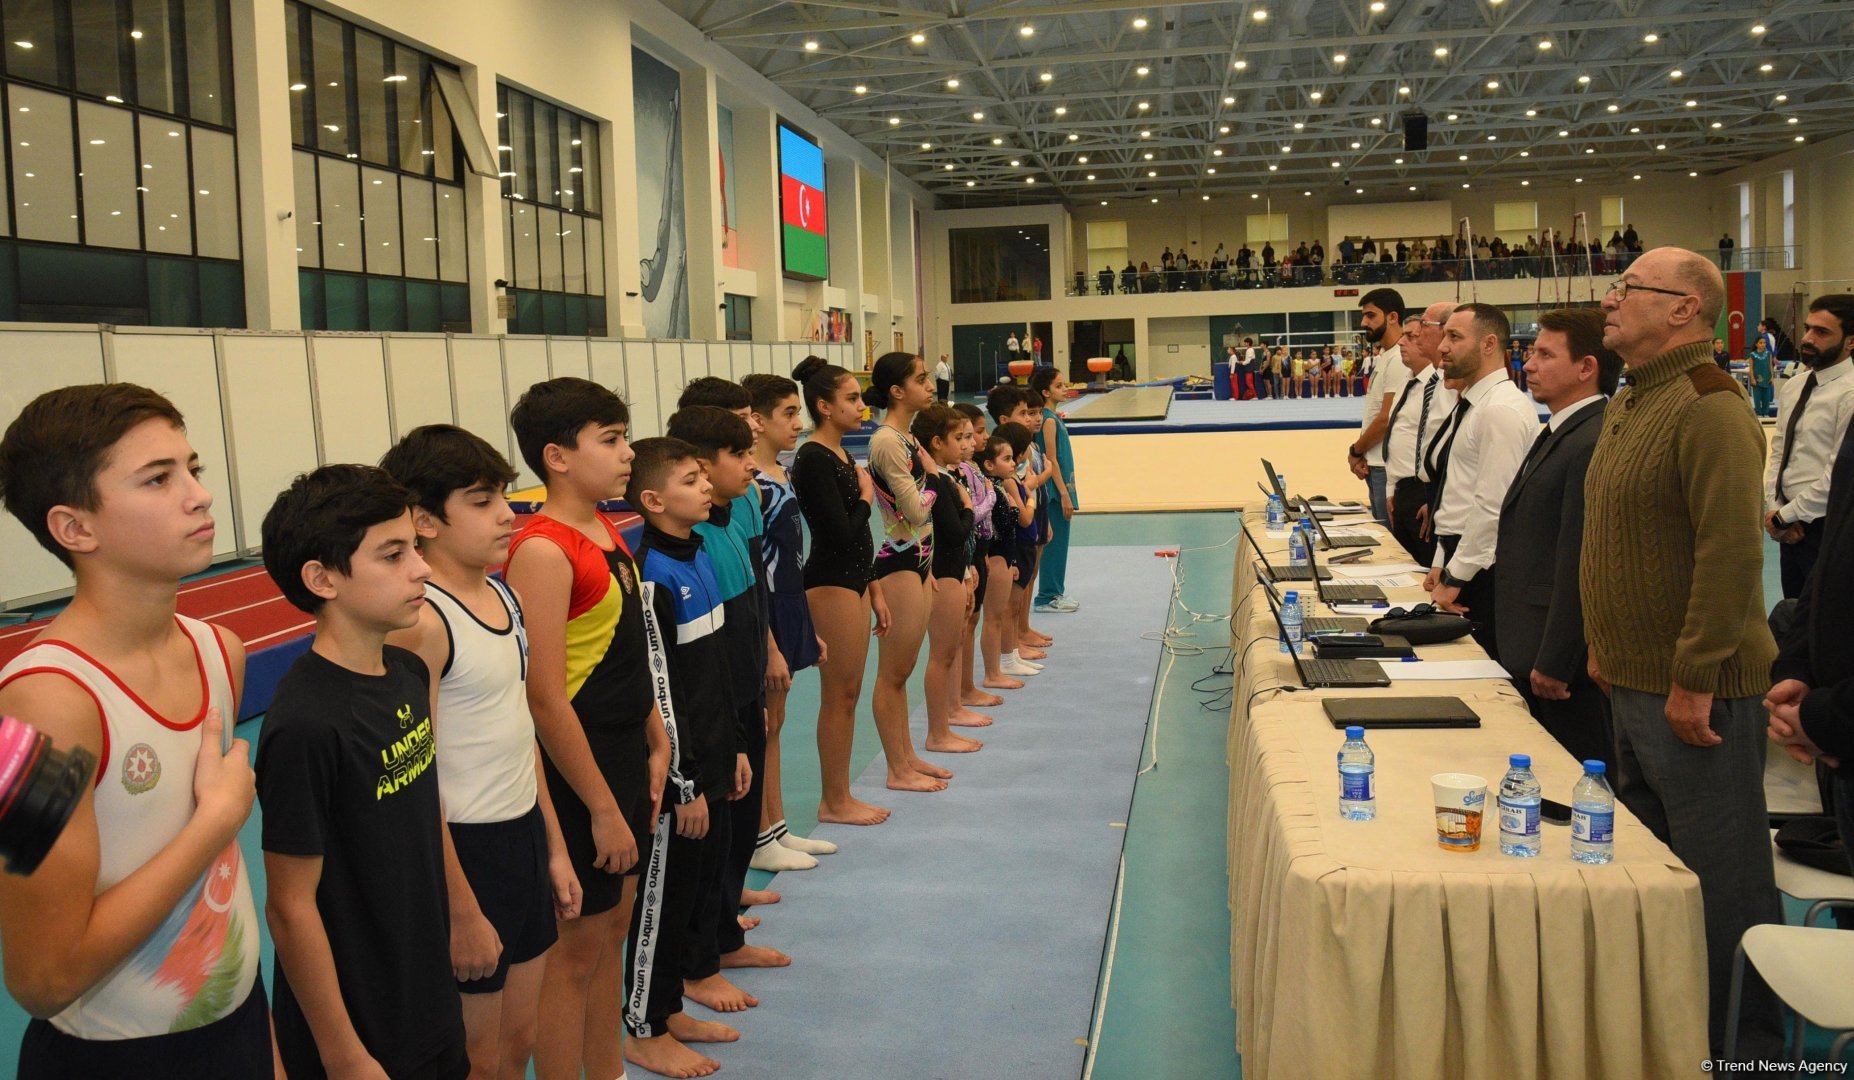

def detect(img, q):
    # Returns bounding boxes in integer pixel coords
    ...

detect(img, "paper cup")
[1432,772,1488,851]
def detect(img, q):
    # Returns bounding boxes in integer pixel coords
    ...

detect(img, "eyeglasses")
[1419,319,1447,327]
[1606,279,1691,302]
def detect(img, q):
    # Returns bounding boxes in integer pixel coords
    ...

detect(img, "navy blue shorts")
[19,973,270,1080]
[449,803,559,993]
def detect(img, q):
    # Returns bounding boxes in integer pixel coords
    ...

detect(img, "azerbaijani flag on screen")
[779,122,829,281]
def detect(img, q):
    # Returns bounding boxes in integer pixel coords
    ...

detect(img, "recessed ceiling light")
[1486,79,1500,90]
[804,39,818,50]
[1446,113,1458,120]
[944,163,954,170]
[1040,71,1053,82]
[1577,74,1591,84]
[889,117,901,125]
[1710,121,1723,129]
[911,32,926,44]
[1434,46,1448,57]
[1606,104,1619,112]
[854,84,867,94]
[1669,69,1684,79]
[1538,39,1552,50]
[1370,117,1382,126]
[1751,23,1766,34]
[1310,90,1323,101]
[1684,99,1697,107]
[1054,106,1067,115]
[1643,32,1658,43]
[1252,8,1268,22]
[1398,85,1411,95]
[1787,116,1799,123]
[1333,52,1347,63]
[921,141,932,149]
[1132,16,1148,29]
[993,137,1004,145]
[946,78,960,88]
[1233,59,1248,71]
[1010,159,1020,166]
[1775,94,1788,103]
[1136,65,1150,76]
[1394,157,1404,164]
[1137,101,1149,110]
[972,111,984,119]
[1020,24,1034,36]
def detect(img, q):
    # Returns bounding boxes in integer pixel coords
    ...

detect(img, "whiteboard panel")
[587,339,626,400]
[622,340,661,439]
[111,332,238,559]
[0,331,105,605]
[309,336,393,468]
[384,336,454,436]
[548,338,591,382]
[653,343,684,433]
[450,337,514,481]
[219,335,318,554]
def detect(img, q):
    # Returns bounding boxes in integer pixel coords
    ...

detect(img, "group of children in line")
[0,351,1078,1079]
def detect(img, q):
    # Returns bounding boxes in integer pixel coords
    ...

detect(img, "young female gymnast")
[912,404,986,754]
[950,403,1001,715]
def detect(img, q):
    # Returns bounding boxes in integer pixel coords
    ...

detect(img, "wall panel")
[309,336,393,468]
[451,337,515,481]
[652,342,684,432]
[0,330,106,604]
[219,335,319,554]
[588,339,627,399]
[111,331,238,559]
[622,340,661,438]
[549,338,591,382]
[384,335,455,436]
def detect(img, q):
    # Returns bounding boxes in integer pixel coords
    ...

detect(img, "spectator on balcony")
[1139,261,1158,294]
[1098,265,1115,295]
[1120,260,1137,294]
[1719,233,1735,271]
[1236,243,1255,283]
[1160,247,1175,271]
[1261,241,1278,283]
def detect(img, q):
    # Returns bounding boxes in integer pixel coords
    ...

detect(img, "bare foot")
[886,770,948,792]
[982,674,1026,690]
[1020,645,1048,660]
[720,943,792,969]
[925,732,985,753]
[1025,631,1053,647]
[684,973,759,1012]
[818,796,891,825]
[912,759,955,780]
[950,708,993,727]
[668,1013,740,1043]
[741,888,781,907]
[962,690,1005,707]
[737,914,759,931]
[625,1033,719,1078]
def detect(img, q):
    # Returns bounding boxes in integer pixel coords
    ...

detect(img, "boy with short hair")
[256,464,467,1079]
[626,437,744,1075]
[499,379,716,1080]
[378,425,580,1080]
[0,384,266,1078]
[662,406,790,1003]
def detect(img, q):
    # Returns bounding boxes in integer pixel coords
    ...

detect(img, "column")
[680,67,723,342]
[228,0,299,329]
[460,61,506,334]
[732,105,784,341]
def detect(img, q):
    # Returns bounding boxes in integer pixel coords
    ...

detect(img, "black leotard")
[792,441,873,595]
[926,473,973,582]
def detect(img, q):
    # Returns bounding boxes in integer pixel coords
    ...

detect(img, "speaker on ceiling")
[1402,112,1429,152]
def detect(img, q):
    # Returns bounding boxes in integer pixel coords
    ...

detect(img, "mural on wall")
[633,47,689,338]
[718,105,739,269]
[808,308,851,343]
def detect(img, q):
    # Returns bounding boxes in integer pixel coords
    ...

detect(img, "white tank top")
[0,615,259,1040]
[425,578,539,824]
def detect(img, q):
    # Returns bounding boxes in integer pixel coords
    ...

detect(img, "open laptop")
[1238,518,1332,581]
[1260,457,1363,520]
[1321,696,1481,729]
[1260,578,1369,635]
[1307,558,1388,604]
[1260,584,1391,688]
[1299,497,1379,549]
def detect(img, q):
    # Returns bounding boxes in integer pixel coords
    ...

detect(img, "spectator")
[1719,233,1735,271]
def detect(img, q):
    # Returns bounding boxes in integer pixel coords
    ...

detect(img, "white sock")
[781,831,838,855]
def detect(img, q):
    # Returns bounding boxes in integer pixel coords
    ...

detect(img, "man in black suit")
[1493,307,1620,768]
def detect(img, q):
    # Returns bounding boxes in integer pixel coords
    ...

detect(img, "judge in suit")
[1494,307,1620,768]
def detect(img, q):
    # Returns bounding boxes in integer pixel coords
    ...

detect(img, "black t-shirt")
[256,646,464,1079]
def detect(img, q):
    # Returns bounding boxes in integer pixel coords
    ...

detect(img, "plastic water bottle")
[1266,491,1286,529]
[1570,760,1615,864]
[1498,753,1543,858]
[1338,726,1376,821]
[1288,514,1311,569]
[1279,590,1304,654]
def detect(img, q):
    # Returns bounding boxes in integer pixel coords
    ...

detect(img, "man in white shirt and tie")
[1763,294,1854,598]
[1346,288,1410,524]
[1423,303,1542,655]
[1386,303,1457,566]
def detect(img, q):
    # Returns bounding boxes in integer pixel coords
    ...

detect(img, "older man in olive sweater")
[1581,246,1782,1060]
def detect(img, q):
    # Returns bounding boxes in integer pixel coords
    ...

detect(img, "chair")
[1723,924,1854,1062]
[1771,829,1854,926]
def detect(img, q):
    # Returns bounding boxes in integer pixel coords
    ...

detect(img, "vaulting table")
[1226,507,1708,1079]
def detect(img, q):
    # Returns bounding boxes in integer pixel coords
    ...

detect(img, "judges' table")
[1227,509,1708,1080]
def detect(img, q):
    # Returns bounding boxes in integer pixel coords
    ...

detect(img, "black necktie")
[1518,424,1552,483]
[1426,398,1473,513]
[1382,378,1420,464]
[1775,372,1819,506]
[1414,374,1438,473]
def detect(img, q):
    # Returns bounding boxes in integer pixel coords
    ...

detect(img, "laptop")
[1321,696,1481,729]
[1300,497,1379,549]
[1238,518,1332,581]
[1307,560,1389,605]
[1260,458,1363,520]
[1261,585,1392,688]
[1260,578,1369,635]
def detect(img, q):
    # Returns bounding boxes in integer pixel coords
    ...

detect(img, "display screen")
[778,121,828,281]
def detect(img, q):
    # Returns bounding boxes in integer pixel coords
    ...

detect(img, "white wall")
[1327,201,1453,250]
[1147,317,1214,380]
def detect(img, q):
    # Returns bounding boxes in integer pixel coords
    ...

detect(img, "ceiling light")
[1355,187,1365,193]
[946,78,959,88]
[1040,71,1053,82]
[1009,159,1020,166]
[1434,45,1449,57]
[1760,63,1774,73]
[12,40,31,49]
[1486,134,1497,141]
[1087,173,1096,180]
[1218,125,1230,134]
[1143,152,1153,160]
[1137,101,1149,110]
[1333,52,1347,64]
[1643,33,1658,43]
[1252,9,1268,22]
[1486,80,1499,90]
[289,82,307,91]
[1575,177,1583,183]
[1669,69,1684,79]
[1457,153,1468,160]
[1020,24,1034,36]
[944,163,954,170]
[1394,157,1404,164]
[804,39,818,50]
[1796,135,1806,142]
[1398,85,1410,95]
[1136,65,1150,76]
[1054,106,1067,115]
[921,141,932,149]
[1148,170,1157,177]
[1632,174,1641,180]
[1775,94,1788,103]
[1577,74,1591,84]
[1520,179,1530,187]
[1132,16,1148,29]
[1630,126,1640,133]
[1787,116,1799,124]
[1461,182,1470,189]
[1350,141,1361,149]
[1538,39,1552,50]
[1409,185,1418,191]
[1304,189,1313,194]
[1370,0,1385,10]
[1446,113,1458,120]
[1710,121,1723,129]
[911,32,926,44]
[967,180,976,187]
[1519,150,1529,157]
[1281,144,1291,152]
[1606,104,1619,112]
[1152,197,1159,203]
[889,117,901,125]
[1025,176,1035,183]
[1252,193,1260,199]
[1310,90,1322,101]
[1203,194,1210,201]
[1268,164,1277,171]
[1207,167,1217,173]
[1140,129,1151,137]
[1068,133,1079,141]
[853,84,867,94]
[1293,121,1304,130]
[992,137,1004,145]
[1689,170,1699,176]
[1079,154,1089,162]
[1751,23,1766,35]
[1233,59,1248,70]
[1525,108,1537,117]
[1584,146,1595,153]
[1684,99,1697,107]
[1656,142,1667,150]
[1370,117,1382,126]
[1557,129,1569,137]
[972,111,983,119]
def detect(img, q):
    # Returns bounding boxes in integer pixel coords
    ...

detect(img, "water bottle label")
[1341,767,1374,802]
[1571,809,1613,844]
[1498,798,1539,838]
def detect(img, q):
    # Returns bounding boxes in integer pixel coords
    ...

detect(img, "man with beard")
[1345,288,1408,522]
[1762,294,1854,598]
[1422,303,1539,655]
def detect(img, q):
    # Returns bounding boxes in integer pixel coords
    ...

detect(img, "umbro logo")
[680,585,692,599]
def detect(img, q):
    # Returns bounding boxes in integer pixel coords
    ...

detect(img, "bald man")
[1580,246,1782,1059]
[1384,302,1458,565]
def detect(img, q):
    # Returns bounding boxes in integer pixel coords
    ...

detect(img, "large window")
[1245,213,1288,245]
[949,225,1049,304]
[723,293,751,341]
[285,1,474,331]
[0,0,242,325]
[1493,201,1537,245]
[496,84,605,335]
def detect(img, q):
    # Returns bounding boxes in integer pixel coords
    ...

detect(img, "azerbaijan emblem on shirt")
[122,742,161,795]
[617,561,635,596]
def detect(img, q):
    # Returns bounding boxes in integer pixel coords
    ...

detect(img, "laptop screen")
[1258,577,1313,685]
[1260,457,1289,505]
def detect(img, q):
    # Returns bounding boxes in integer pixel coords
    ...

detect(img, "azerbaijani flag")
[779,123,829,280]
